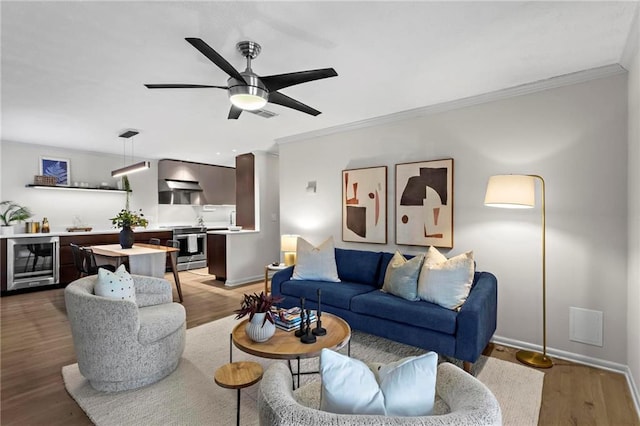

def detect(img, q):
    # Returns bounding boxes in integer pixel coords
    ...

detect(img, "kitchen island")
[207,229,267,286]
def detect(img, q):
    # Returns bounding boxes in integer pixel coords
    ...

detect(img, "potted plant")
[110,177,148,248]
[0,201,32,235]
[110,208,148,248]
[234,292,284,342]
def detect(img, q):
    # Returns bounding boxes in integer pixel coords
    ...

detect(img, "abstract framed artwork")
[342,166,387,244]
[395,158,453,248]
[40,156,70,186]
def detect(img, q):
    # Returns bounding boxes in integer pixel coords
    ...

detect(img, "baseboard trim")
[223,274,263,287]
[492,335,640,418]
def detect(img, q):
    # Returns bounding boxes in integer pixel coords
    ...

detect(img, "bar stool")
[166,239,183,302]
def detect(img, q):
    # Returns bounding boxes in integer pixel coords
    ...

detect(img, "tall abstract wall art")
[395,158,453,248]
[342,166,387,244]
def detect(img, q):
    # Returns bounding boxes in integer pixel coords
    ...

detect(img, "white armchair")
[64,274,186,392]
[258,362,501,425]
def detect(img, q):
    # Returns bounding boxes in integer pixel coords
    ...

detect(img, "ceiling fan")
[145,38,338,120]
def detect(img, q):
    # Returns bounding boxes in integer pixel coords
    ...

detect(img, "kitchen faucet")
[196,215,204,227]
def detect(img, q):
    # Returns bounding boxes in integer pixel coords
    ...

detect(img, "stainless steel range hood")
[158,179,204,205]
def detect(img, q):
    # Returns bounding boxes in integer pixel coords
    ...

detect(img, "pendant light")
[111,130,150,178]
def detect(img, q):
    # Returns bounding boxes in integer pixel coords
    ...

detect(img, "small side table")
[214,361,263,426]
[264,263,288,294]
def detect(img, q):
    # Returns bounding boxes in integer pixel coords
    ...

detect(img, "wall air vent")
[248,109,278,118]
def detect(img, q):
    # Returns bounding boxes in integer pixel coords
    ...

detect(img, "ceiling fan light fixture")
[229,93,268,110]
[228,82,268,111]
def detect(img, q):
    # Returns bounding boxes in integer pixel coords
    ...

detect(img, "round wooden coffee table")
[231,312,351,388]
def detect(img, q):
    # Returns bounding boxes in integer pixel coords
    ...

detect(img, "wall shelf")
[26,184,128,193]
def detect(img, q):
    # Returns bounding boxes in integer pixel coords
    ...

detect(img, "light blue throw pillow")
[292,237,340,282]
[319,348,438,416]
[381,251,424,301]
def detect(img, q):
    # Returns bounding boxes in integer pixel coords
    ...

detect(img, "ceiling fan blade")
[261,68,338,92]
[268,91,321,116]
[185,38,246,84]
[228,105,243,120]
[144,84,227,89]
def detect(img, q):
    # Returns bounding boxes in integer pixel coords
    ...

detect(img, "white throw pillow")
[417,247,474,310]
[424,245,447,268]
[292,237,340,282]
[95,264,136,302]
[320,349,438,416]
[381,251,424,301]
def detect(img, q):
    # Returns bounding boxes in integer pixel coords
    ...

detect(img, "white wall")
[255,151,281,264]
[279,72,629,365]
[0,141,157,231]
[623,4,640,409]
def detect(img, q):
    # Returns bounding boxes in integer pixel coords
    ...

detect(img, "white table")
[264,263,289,294]
[91,243,183,302]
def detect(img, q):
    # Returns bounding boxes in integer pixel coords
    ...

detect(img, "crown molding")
[276,64,627,146]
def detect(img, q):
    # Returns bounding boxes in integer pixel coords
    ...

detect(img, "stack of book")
[272,306,317,331]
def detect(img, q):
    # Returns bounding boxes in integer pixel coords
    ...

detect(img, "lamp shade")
[281,235,299,252]
[484,175,536,208]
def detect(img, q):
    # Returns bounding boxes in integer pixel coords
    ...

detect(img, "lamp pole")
[515,175,552,368]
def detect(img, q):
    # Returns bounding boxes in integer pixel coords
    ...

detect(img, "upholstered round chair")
[258,362,502,425]
[64,274,186,392]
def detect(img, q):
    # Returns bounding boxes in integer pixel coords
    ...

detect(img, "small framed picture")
[40,157,70,186]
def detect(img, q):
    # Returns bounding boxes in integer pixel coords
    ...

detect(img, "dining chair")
[165,239,183,302]
[149,238,161,245]
[81,247,116,275]
[70,243,87,279]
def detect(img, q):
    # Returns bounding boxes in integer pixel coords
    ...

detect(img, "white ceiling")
[1,1,637,167]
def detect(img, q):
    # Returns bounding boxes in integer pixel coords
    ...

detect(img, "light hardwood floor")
[1,269,638,425]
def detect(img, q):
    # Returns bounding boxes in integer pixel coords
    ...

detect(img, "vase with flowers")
[234,292,284,342]
[110,176,148,248]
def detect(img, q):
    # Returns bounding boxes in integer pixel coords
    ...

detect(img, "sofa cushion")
[280,280,375,310]
[335,248,382,286]
[319,349,437,416]
[381,251,423,301]
[138,302,186,345]
[292,237,340,282]
[351,290,458,335]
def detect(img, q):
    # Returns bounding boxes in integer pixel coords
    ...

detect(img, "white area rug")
[63,315,544,425]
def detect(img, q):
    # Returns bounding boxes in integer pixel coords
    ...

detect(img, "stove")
[161,226,207,271]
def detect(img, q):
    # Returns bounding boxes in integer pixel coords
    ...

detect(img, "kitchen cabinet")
[199,164,235,205]
[158,159,235,205]
[0,239,6,292]
[158,159,198,182]
[207,233,226,281]
[235,153,255,229]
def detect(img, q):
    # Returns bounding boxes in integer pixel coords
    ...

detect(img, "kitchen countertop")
[207,229,259,235]
[0,227,169,239]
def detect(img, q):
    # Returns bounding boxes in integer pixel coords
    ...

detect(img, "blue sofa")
[271,248,497,370]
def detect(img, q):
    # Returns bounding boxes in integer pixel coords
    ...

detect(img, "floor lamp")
[484,174,553,369]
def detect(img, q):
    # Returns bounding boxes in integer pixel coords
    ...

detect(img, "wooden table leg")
[168,252,183,302]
